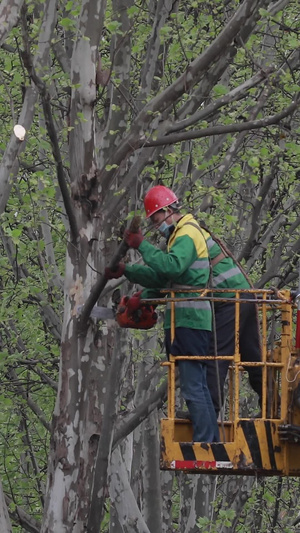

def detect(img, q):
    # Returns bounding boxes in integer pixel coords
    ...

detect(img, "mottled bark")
[178,474,195,532]
[0,477,12,533]
[69,0,106,177]
[141,410,162,533]
[0,86,38,215]
[219,476,255,533]
[161,470,174,533]
[183,475,217,533]
[0,0,24,45]
[87,328,127,532]
[109,447,151,533]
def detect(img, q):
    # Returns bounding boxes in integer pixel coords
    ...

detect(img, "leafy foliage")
[0,0,299,531]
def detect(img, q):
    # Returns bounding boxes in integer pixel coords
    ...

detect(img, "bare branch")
[143,98,300,147]
[5,494,40,533]
[0,0,24,46]
[20,4,79,242]
[99,0,271,189]
[0,477,12,533]
[112,379,168,450]
[6,367,51,432]
[168,69,273,133]
[79,216,141,332]
[0,86,37,215]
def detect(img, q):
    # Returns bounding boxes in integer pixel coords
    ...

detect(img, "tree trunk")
[0,478,12,533]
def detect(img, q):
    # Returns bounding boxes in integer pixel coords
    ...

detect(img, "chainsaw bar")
[77,305,115,320]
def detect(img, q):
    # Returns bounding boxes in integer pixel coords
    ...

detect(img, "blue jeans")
[165,328,220,442]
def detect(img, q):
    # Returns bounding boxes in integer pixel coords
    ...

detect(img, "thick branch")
[79,216,141,332]
[20,5,79,242]
[87,329,123,532]
[0,85,37,215]
[5,495,40,533]
[0,0,24,46]
[0,477,12,533]
[112,378,168,450]
[169,69,272,133]
[143,98,300,147]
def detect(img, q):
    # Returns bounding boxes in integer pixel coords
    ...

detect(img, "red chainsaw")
[78,296,157,330]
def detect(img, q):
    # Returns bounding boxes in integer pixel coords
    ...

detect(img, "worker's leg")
[202,365,220,441]
[165,328,219,442]
[206,358,229,415]
[239,295,263,406]
[206,303,236,414]
[179,360,220,442]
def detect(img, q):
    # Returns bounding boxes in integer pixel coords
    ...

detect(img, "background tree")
[0,0,299,531]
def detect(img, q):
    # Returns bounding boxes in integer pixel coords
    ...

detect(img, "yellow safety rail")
[142,288,300,476]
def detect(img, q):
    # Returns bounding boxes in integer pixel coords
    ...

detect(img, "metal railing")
[142,288,295,434]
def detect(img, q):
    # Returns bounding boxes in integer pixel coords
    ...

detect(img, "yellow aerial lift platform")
[144,289,300,477]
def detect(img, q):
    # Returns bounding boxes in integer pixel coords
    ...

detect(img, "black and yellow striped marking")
[160,418,299,476]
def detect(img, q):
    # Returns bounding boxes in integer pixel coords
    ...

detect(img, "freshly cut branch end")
[13,124,26,141]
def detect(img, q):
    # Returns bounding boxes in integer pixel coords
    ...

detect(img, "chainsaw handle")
[79,215,141,332]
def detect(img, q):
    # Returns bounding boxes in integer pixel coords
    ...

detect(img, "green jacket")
[173,217,250,296]
[124,214,212,331]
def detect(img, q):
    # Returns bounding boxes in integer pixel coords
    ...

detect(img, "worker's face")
[150,208,173,229]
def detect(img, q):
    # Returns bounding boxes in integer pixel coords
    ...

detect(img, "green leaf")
[213,84,229,96]
[106,21,122,32]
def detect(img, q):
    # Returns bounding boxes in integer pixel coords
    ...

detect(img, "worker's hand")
[126,291,142,312]
[104,263,126,279]
[124,228,144,249]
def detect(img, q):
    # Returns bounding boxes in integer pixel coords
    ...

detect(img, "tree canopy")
[0,0,299,531]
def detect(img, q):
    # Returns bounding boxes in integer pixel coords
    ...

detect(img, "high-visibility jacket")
[124,214,250,329]
[206,232,250,296]
[182,222,250,296]
[124,214,212,330]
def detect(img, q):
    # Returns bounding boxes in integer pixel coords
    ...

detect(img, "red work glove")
[126,291,142,312]
[104,263,126,279]
[124,228,144,249]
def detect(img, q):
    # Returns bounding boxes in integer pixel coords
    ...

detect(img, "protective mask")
[159,221,173,238]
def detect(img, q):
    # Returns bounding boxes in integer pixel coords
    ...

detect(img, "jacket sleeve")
[124,263,169,288]
[138,237,199,281]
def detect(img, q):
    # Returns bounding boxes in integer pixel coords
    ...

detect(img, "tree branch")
[98,0,270,189]
[112,378,168,450]
[0,476,12,533]
[20,5,79,243]
[5,494,40,533]
[168,68,273,134]
[0,0,24,46]
[142,98,300,146]
[78,216,141,333]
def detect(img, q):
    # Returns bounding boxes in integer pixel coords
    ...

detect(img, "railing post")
[234,291,240,423]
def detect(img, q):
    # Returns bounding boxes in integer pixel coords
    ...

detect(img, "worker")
[107,185,263,418]
[204,231,263,416]
[105,185,219,443]
[140,185,263,417]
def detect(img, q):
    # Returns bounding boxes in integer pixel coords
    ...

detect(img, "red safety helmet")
[144,185,179,218]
